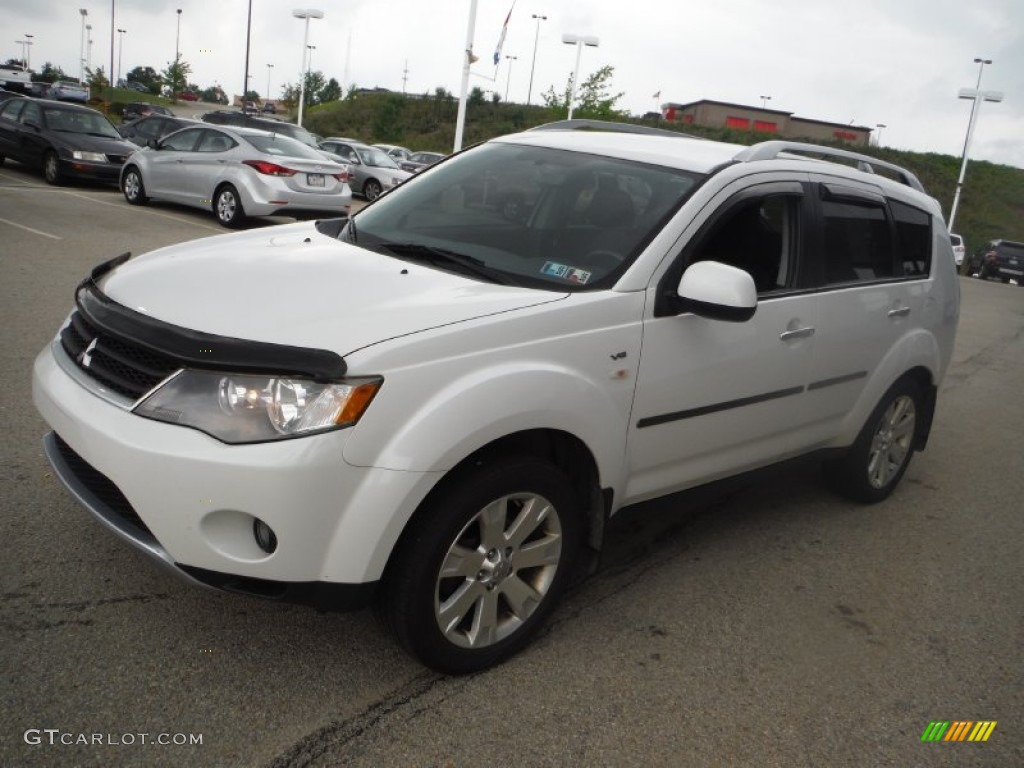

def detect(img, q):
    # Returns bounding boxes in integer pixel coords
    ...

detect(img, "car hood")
[97,223,565,356]
[50,131,135,155]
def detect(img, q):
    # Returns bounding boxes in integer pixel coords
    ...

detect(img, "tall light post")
[948,58,1003,231]
[79,9,88,84]
[526,13,547,106]
[266,63,274,101]
[175,8,182,64]
[24,34,33,71]
[307,44,316,72]
[504,54,518,102]
[15,39,33,71]
[86,25,93,73]
[116,28,126,85]
[561,33,599,120]
[875,123,886,147]
[292,8,324,127]
[760,94,771,109]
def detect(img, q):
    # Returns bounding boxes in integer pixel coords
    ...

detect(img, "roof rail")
[529,119,700,139]
[734,141,925,193]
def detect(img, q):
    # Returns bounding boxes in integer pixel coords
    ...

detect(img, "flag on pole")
[493,1,516,66]
[652,90,661,99]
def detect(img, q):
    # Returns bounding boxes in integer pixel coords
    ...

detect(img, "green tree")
[161,57,191,100]
[126,65,161,94]
[200,85,226,104]
[302,71,326,107]
[84,66,110,91]
[243,89,260,102]
[542,65,625,119]
[38,62,67,84]
[468,86,486,106]
[320,77,342,104]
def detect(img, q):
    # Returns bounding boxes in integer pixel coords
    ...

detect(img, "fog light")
[253,518,278,554]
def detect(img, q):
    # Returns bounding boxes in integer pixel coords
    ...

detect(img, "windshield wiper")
[376,242,517,285]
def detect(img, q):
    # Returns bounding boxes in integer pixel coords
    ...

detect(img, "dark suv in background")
[968,239,1024,284]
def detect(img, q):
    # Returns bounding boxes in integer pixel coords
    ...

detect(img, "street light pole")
[760,94,771,109]
[86,25,93,73]
[292,8,324,127]
[24,34,33,71]
[453,0,478,153]
[562,33,599,120]
[117,29,126,85]
[79,8,88,84]
[948,58,1003,231]
[266,63,274,101]
[175,9,182,64]
[504,54,518,102]
[875,123,886,147]
[15,39,32,71]
[526,14,547,106]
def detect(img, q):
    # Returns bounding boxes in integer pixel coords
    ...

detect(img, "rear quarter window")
[890,200,932,278]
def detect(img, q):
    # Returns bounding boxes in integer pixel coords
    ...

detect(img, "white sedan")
[120,125,352,227]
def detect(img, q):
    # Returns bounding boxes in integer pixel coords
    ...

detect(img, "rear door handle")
[780,327,815,341]
[887,307,911,318]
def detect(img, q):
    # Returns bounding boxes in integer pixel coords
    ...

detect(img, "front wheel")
[363,179,382,201]
[122,167,149,205]
[381,457,582,674]
[214,184,245,228]
[824,378,922,503]
[43,150,63,186]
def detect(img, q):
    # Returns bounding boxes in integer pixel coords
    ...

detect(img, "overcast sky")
[4,0,1022,167]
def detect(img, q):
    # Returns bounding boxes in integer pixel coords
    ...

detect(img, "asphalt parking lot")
[1,163,1022,767]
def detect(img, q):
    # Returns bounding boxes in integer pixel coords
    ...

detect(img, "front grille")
[60,309,180,400]
[52,434,152,537]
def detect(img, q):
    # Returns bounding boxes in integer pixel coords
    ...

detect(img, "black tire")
[121,166,149,205]
[43,150,63,186]
[381,457,582,674]
[976,263,987,279]
[824,378,922,503]
[363,178,382,201]
[214,184,245,228]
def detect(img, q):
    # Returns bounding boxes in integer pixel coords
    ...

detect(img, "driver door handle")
[780,327,815,341]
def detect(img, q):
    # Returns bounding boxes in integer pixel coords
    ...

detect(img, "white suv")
[33,121,960,672]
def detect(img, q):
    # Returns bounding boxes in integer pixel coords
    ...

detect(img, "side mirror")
[146,138,159,149]
[677,260,757,322]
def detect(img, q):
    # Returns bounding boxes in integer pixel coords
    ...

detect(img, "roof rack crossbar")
[734,141,925,192]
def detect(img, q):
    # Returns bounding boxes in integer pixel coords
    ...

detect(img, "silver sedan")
[120,125,353,227]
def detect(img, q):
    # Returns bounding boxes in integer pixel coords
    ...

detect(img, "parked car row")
[0,96,354,226]
[967,239,1024,284]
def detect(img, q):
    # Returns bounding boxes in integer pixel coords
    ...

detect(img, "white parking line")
[59,190,224,233]
[0,216,63,240]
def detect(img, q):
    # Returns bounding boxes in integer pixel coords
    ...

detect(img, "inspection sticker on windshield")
[541,262,591,284]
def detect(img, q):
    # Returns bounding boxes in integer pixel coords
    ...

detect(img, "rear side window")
[821,198,893,283]
[890,200,931,277]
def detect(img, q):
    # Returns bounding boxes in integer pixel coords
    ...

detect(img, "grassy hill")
[303,92,1024,263]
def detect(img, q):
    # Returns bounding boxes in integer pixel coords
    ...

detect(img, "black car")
[118,114,199,146]
[400,151,446,174]
[0,88,25,104]
[0,98,136,185]
[122,102,174,122]
[201,110,319,149]
[968,239,1024,284]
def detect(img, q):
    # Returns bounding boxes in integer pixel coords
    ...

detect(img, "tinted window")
[688,194,801,294]
[42,107,120,138]
[890,200,931,277]
[0,100,26,120]
[821,198,893,283]
[20,101,43,126]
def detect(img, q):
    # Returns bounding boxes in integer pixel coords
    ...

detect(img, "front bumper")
[62,158,123,183]
[33,340,441,600]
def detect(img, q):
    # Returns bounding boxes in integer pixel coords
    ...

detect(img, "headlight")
[72,151,108,162]
[134,370,382,443]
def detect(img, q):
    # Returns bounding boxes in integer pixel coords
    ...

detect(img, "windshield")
[357,147,400,168]
[348,141,703,290]
[43,107,120,138]
[243,133,329,160]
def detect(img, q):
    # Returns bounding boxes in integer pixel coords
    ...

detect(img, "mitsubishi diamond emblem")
[79,338,98,368]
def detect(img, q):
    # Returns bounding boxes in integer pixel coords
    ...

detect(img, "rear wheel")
[214,184,245,228]
[381,457,581,673]
[824,378,922,503]
[43,150,63,185]
[363,179,382,201]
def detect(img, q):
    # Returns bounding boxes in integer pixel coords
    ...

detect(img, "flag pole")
[453,0,478,153]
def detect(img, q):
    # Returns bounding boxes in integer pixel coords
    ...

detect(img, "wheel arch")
[381,428,609,587]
